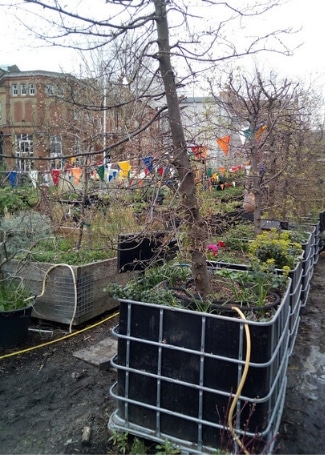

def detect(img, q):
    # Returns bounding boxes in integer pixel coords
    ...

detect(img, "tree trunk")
[153,0,210,295]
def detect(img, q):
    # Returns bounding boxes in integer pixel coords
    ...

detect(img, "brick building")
[0,65,163,178]
[0,66,75,173]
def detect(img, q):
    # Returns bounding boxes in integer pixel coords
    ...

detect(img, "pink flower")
[207,244,219,256]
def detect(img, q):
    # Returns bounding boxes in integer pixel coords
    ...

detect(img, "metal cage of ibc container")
[109,279,291,455]
[282,260,303,357]
[207,260,302,358]
[299,227,316,311]
[287,224,315,312]
[312,220,321,266]
[3,258,127,326]
[296,215,323,266]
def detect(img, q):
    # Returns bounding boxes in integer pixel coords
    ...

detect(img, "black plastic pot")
[0,305,33,349]
[117,232,178,272]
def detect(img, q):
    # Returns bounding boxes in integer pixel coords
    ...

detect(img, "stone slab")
[73,337,117,370]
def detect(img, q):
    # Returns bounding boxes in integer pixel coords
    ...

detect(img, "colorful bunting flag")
[216,135,230,156]
[96,165,105,181]
[107,169,118,182]
[71,167,82,184]
[118,161,131,178]
[241,125,266,141]
[7,171,17,187]
[243,129,251,139]
[51,169,60,186]
[142,156,154,172]
[255,124,267,140]
[191,145,208,161]
[239,127,251,143]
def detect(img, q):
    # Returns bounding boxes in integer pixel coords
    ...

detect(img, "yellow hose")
[227,306,251,455]
[0,311,119,361]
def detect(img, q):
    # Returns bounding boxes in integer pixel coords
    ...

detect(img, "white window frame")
[46,84,54,96]
[49,136,63,169]
[50,135,62,154]
[50,152,64,170]
[74,139,82,155]
[21,84,27,96]
[15,133,33,172]
[29,84,35,96]
[12,84,18,96]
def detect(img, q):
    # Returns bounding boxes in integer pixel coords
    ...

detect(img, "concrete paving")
[73,337,117,370]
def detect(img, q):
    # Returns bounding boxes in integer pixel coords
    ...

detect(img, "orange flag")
[256,124,267,140]
[71,167,82,184]
[216,135,230,156]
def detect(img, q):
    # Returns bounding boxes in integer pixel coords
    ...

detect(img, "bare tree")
[210,68,325,233]
[10,0,295,293]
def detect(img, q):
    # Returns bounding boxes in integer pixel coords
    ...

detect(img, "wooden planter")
[3,258,131,326]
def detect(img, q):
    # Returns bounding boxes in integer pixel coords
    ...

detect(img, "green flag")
[96,165,105,181]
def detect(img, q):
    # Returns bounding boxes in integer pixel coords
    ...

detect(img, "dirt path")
[0,316,118,454]
[0,259,325,454]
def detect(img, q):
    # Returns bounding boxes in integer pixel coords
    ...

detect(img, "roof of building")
[180,96,215,104]
[0,64,20,73]
[0,68,72,84]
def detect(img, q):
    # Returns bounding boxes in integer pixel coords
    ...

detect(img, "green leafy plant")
[105,261,191,306]
[0,211,53,257]
[0,277,32,311]
[211,264,287,308]
[21,236,115,265]
[106,259,287,311]
[129,437,148,455]
[286,227,311,244]
[208,227,303,270]
[108,431,129,454]
[248,229,303,269]
[0,186,39,215]
[155,439,181,455]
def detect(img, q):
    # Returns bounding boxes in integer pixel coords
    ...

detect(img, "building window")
[29,84,35,95]
[57,85,64,97]
[74,139,82,155]
[50,135,62,155]
[50,152,63,169]
[21,84,27,96]
[15,133,33,172]
[50,136,63,169]
[46,84,54,96]
[12,84,18,96]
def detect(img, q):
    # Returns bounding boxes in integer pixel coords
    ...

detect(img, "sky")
[1,0,324,94]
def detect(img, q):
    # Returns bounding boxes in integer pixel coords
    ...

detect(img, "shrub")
[248,229,303,269]
[24,237,116,265]
[0,211,53,257]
